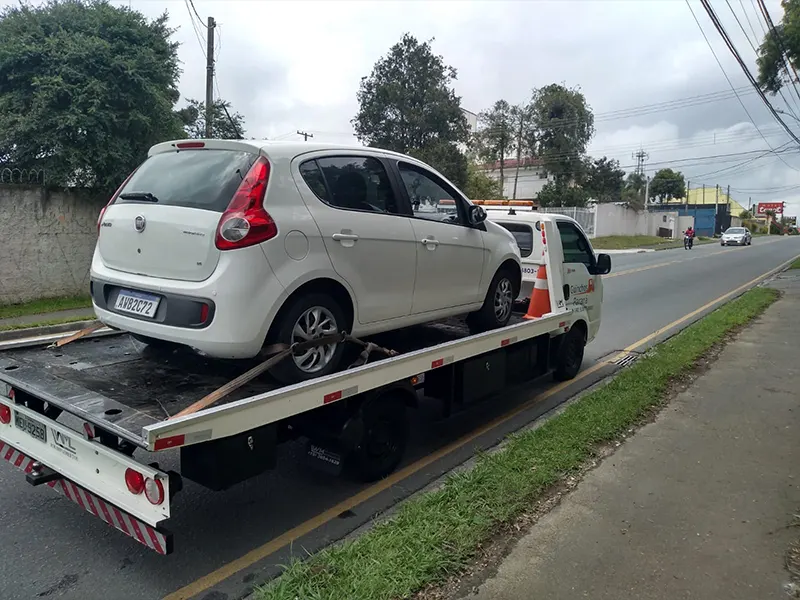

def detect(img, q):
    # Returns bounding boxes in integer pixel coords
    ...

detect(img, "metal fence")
[538,206,596,236]
[0,166,46,186]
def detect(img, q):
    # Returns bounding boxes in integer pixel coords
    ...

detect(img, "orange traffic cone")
[523,264,551,320]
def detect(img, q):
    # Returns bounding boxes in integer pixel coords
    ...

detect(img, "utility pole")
[726,185,731,229]
[205,17,216,139]
[297,130,314,141]
[714,184,719,236]
[644,176,651,209]
[632,149,649,177]
[685,181,690,211]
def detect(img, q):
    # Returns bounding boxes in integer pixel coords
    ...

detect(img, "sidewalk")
[0,307,95,329]
[462,273,800,600]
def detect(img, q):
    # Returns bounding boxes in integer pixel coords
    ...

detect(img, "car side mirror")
[594,253,612,275]
[468,204,487,225]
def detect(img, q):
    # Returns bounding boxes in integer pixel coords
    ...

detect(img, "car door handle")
[332,233,359,241]
[420,238,439,247]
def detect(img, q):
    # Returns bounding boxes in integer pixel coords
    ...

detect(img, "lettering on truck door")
[555,220,602,341]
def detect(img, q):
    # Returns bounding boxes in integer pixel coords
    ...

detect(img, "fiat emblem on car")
[134,215,146,232]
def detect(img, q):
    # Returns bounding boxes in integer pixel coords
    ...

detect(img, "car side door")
[556,220,603,341]
[294,154,417,325]
[393,160,486,314]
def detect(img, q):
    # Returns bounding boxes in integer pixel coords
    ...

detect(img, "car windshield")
[116,149,257,212]
[726,228,746,234]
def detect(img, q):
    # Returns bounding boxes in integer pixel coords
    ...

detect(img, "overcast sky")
[7,0,800,216]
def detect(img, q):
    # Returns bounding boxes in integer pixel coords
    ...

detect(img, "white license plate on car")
[114,290,160,318]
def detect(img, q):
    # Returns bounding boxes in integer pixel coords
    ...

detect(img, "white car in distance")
[90,140,522,383]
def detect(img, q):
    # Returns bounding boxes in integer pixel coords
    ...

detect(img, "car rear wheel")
[269,293,348,385]
[467,267,516,334]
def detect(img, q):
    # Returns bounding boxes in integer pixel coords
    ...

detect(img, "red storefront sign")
[756,202,784,215]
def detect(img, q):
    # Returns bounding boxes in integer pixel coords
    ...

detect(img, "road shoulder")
[456,274,800,600]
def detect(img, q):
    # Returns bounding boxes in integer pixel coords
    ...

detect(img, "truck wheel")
[350,394,408,482]
[269,293,348,385]
[467,268,516,334]
[553,326,585,381]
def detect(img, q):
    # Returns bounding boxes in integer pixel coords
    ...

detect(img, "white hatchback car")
[90,140,522,383]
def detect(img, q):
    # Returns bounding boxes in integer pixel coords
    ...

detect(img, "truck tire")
[269,292,348,385]
[467,267,516,334]
[553,326,585,381]
[350,393,408,482]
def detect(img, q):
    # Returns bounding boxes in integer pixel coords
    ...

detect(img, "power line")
[187,0,206,26]
[755,0,800,108]
[687,0,800,174]
[724,0,800,117]
[698,0,800,145]
[184,0,206,58]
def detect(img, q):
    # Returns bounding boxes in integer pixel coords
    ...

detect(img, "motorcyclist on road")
[684,226,695,250]
[684,226,695,238]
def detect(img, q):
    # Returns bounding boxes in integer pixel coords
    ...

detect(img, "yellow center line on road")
[162,250,800,600]
[605,237,787,280]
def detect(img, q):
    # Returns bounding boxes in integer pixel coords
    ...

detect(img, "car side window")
[556,221,595,268]
[299,156,403,215]
[397,162,466,226]
[496,222,533,257]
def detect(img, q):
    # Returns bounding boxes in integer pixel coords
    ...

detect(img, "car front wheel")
[467,267,516,334]
[269,293,348,385]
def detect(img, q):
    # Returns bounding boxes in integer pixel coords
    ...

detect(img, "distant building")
[477,157,551,200]
[660,188,748,217]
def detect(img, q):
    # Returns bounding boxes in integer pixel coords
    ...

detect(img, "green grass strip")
[0,316,97,332]
[790,258,800,270]
[591,235,713,251]
[257,286,779,600]
[0,295,92,320]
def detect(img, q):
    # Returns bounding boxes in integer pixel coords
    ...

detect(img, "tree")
[463,162,503,199]
[756,0,800,94]
[352,33,469,154]
[583,156,625,203]
[648,168,686,202]
[535,180,589,207]
[528,83,595,184]
[739,209,753,220]
[0,0,186,191]
[475,100,515,185]
[177,98,246,140]
[621,172,646,209]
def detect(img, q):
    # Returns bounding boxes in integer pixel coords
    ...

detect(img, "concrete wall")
[592,204,685,239]
[484,165,552,200]
[0,185,105,304]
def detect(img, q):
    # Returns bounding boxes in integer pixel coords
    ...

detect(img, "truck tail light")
[0,404,10,425]
[144,478,165,505]
[125,468,145,495]
[215,157,277,250]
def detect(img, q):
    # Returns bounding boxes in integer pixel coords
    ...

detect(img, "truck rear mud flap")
[0,440,173,555]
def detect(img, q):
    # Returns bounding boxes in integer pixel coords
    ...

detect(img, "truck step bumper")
[0,441,173,555]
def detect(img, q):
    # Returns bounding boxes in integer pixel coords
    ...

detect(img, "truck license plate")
[15,411,47,444]
[114,289,160,318]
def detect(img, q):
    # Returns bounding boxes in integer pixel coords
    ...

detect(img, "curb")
[0,319,100,342]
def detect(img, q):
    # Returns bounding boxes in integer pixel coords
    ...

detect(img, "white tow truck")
[0,217,610,555]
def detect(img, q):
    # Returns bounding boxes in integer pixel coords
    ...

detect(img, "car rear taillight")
[125,468,145,495]
[200,303,209,324]
[215,157,277,250]
[176,141,205,149]
[0,404,11,425]
[98,169,138,234]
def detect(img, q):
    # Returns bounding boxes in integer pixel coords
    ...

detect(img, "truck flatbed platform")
[0,315,528,448]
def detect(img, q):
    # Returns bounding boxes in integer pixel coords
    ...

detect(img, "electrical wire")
[184,0,206,59]
[698,0,800,145]
[687,0,800,174]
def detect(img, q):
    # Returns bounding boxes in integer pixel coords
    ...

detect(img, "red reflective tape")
[98,497,115,526]
[431,358,444,369]
[147,526,165,554]
[70,482,86,510]
[23,458,35,473]
[113,506,131,536]
[559,321,566,328]
[13,453,24,468]
[500,338,511,347]
[85,492,101,517]
[0,441,5,453]
[323,390,342,404]
[154,434,185,451]
[130,518,148,545]
[4,447,13,461]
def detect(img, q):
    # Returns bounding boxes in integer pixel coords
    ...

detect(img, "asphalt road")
[1,236,799,600]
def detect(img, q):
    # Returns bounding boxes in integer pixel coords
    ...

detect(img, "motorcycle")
[684,234,694,250]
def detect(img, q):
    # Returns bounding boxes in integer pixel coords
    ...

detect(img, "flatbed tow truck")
[0,218,607,555]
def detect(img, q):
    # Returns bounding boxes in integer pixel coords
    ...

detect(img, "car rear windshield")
[116,149,257,212]
[727,228,746,234]
[495,221,533,257]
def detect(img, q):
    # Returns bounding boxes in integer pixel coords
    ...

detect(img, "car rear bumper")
[90,246,284,359]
